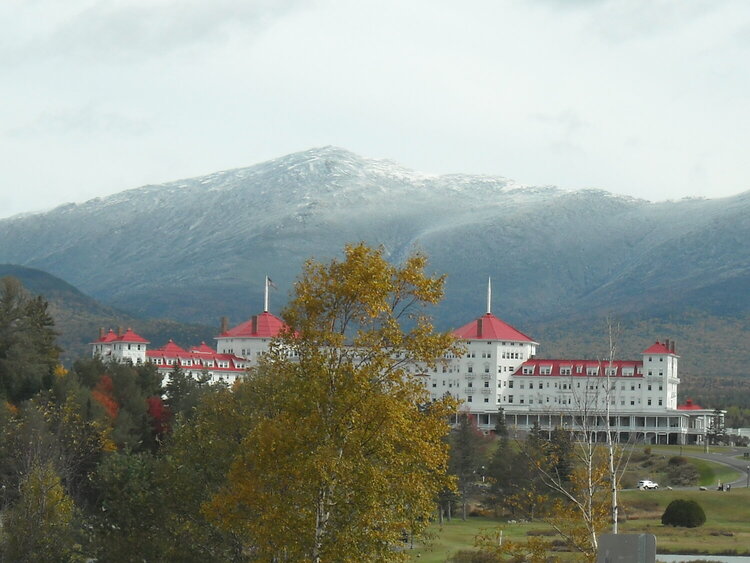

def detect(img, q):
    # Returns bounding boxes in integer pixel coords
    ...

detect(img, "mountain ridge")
[1,146,748,336]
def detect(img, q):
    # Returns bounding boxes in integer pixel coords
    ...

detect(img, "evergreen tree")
[449,412,487,520]
[0,277,59,403]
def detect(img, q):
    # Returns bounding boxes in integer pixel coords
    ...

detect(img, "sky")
[2,0,750,219]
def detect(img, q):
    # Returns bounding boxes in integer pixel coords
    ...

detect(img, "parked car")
[638,479,659,490]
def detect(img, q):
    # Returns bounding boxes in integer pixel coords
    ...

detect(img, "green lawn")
[408,517,540,563]
[408,487,750,561]
[620,487,750,556]
[689,458,742,487]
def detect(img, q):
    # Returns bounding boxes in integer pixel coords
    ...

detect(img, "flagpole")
[264,276,269,313]
[487,277,492,315]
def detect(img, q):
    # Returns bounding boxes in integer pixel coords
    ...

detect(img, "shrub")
[666,460,699,486]
[661,499,706,528]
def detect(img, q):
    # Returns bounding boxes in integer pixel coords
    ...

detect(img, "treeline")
[0,245,460,562]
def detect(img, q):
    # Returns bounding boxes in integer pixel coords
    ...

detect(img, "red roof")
[146,345,247,373]
[219,312,286,338]
[189,342,216,354]
[677,399,704,410]
[642,341,674,355]
[154,340,186,355]
[91,328,149,344]
[453,313,535,342]
[119,328,149,343]
[514,359,642,377]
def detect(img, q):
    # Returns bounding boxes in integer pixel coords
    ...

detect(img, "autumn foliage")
[92,375,119,420]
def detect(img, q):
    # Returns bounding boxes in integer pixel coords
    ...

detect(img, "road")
[647,446,750,489]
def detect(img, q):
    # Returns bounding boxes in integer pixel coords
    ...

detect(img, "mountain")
[0,264,216,363]
[0,146,748,387]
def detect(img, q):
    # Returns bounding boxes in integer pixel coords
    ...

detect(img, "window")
[508,395,514,403]
[658,399,663,406]
[484,397,489,403]
[484,381,489,388]
[647,399,652,406]
[648,384,652,391]
[467,396,473,402]
[508,381,514,389]
[540,365,552,375]
[468,366,473,373]
[468,382,473,388]
[560,366,571,375]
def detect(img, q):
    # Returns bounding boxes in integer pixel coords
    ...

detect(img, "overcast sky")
[2,0,750,219]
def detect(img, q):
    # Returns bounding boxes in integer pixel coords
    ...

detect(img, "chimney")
[220,316,228,334]
[252,315,258,335]
[118,326,124,337]
[99,327,105,339]
[477,318,483,338]
[665,338,670,351]
[671,340,676,353]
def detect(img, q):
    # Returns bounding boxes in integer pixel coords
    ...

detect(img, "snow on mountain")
[1,146,749,329]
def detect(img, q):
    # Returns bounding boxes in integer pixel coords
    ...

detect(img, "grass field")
[407,484,750,561]
[689,458,742,487]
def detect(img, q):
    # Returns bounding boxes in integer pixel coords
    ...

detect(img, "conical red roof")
[190,342,216,354]
[220,311,286,338]
[452,313,535,342]
[155,340,187,355]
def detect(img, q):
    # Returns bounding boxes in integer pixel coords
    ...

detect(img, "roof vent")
[252,315,258,335]
[477,318,483,338]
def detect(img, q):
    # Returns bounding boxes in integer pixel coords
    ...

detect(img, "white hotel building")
[92,289,719,446]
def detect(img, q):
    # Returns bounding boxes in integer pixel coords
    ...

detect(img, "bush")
[661,499,706,528]
[666,460,699,486]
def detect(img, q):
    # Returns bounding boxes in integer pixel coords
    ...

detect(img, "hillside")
[0,265,216,363]
[0,146,748,394]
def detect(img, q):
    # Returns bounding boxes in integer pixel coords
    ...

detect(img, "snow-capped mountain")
[1,146,749,331]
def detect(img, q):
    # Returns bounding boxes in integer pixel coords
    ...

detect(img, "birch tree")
[203,243,460,562]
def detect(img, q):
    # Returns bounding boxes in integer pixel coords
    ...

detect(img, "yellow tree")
[203,243,459,562]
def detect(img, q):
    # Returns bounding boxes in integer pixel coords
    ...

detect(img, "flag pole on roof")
[264,276,278,313]
[487,277,492,315]
[264,276,269,313]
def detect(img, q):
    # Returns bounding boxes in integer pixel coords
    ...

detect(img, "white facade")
[91,328,149,364]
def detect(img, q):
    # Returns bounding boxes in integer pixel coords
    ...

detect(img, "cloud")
[1,0,305,65]
[6,104,151,138]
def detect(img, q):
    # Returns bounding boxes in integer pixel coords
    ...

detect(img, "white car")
[638,479,659,490]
